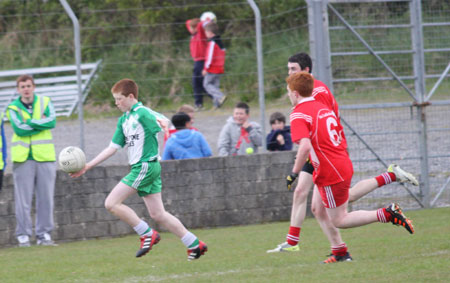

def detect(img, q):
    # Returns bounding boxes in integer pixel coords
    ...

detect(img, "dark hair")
[204,22,219,35]
[235,102,249,114]
[16,75,35,87]
[171,112,191,130]
[270,112,286,124]
[288,52,312,73]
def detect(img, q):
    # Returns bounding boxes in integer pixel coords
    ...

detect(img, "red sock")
[331,243,348,257]
[377,208,392,223]
[375,172,396,187]
[286,226,301,246]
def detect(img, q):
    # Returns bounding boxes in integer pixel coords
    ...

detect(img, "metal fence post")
[247,0,266,151]
[308,0,334,93]
[59,0,85,151]
[410,0,430,207]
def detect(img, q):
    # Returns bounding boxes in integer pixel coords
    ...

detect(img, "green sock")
[188,239,199,249]
[143,228,152,236]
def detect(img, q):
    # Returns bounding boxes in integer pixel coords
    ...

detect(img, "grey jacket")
[217,116,262,156]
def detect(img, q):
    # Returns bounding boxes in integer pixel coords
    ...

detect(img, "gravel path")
[3,103,449,208]
[3,105,292,173]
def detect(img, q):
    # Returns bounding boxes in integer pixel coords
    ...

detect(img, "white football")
[59,146,86,173]
[200,11,217,22]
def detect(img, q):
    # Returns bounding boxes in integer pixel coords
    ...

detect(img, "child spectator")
[163,104,198,144]
[218,102,262,156]
[202,22,227,109]
[266,112,293,151]
[177,104,197,126]
[186,17,210,111]
[162,112,212,160]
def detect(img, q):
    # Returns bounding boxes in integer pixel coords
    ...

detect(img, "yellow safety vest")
[8,96,56,163]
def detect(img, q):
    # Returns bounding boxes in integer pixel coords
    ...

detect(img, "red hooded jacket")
[204,35,226,74]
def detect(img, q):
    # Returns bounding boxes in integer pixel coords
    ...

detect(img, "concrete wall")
[0,151,310,247]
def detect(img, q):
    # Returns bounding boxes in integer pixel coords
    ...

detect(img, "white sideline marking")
[125,270,239,282]
[421,250,449,257]
[123,250,449,282]
[124,263,309,282]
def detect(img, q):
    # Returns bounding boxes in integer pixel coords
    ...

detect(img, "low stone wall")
[0,151,310,247]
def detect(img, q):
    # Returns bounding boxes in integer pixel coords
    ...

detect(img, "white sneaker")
[17,235,31,247]
[388,164,419,186]
[218,95,227,107]
[37,233,58,246]
[266,242,300,253]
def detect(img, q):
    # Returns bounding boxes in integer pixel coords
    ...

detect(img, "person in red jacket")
[202,22,227,110]
[186,18,211,111]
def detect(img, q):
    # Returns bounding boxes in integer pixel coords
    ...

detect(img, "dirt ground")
[3,104,290,173]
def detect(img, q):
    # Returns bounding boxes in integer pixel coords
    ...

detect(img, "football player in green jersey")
[71,79,207,261]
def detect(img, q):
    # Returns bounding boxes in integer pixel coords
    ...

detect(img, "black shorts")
[301,159,314,175]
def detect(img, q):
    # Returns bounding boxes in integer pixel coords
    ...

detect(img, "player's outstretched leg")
[385,203,415,234]
[136,230,161,257]
[187,240,208,261]
[388,164,419,186]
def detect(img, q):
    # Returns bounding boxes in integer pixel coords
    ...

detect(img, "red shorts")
[317,178,351,208]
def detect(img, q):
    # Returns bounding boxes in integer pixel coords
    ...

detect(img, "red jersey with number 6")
[290,97,353,186]
[312,78,347,150]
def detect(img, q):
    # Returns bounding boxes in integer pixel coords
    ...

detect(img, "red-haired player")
[281,72,416,263]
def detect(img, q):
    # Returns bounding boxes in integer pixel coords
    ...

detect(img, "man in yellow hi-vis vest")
[6,75,57,247]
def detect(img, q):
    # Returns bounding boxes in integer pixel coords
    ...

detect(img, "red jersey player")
[268,53,418,263]
[284,71,416,262]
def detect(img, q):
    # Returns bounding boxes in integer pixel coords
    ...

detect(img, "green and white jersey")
[110,102,168,165]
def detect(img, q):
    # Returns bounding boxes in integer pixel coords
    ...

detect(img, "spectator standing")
[202,22,227,109]
[266,112,292,151]
[162,112,212,160]
[6,75,57,247]
[186,16,210,111]
[218,102,262,156]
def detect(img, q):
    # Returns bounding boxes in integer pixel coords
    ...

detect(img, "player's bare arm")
[70,146,117,178]
[156,118,169,133]
[286,138,312,190]
[292,138,311,174]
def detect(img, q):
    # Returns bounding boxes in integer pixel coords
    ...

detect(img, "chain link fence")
[0,0,448,209]
[312,0,450,209]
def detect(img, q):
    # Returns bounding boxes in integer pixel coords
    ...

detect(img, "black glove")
[286,172,299,191]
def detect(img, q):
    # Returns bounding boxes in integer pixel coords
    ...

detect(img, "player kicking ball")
[70,79,207,261]
[271,72,416,263]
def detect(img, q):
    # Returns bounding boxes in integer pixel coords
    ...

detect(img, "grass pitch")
[1,207,449,282]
